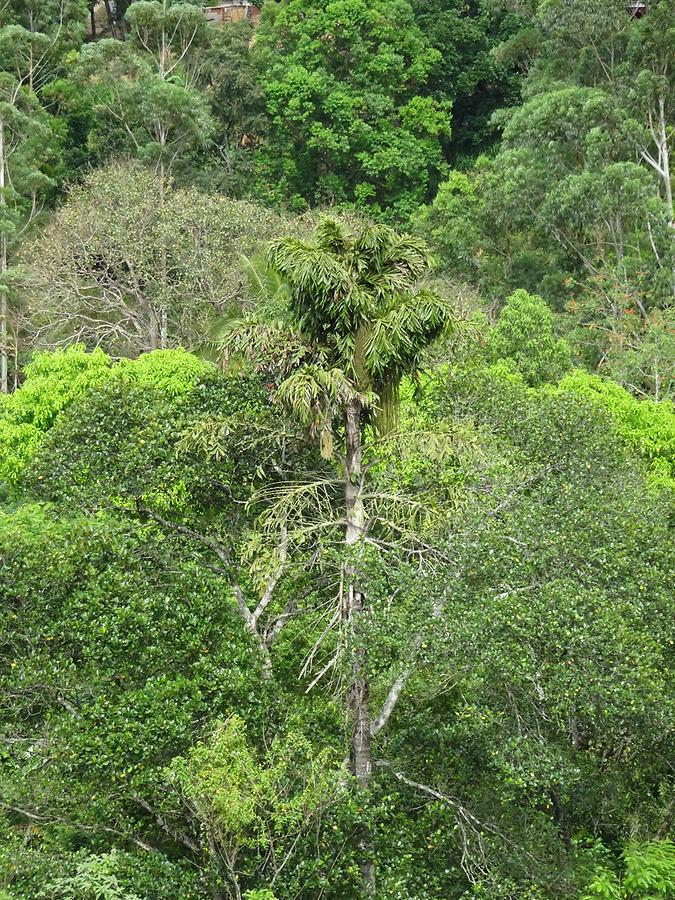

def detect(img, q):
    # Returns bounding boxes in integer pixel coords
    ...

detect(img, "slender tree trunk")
[147,308,160,350]
[654,362,661,403]
[656,98,675,298]
[103,0,117,38]
[158,151,168,349]
[643,95,674,295]
[0,120,8,394]
[344,400,376,896]
[0,251,6,394]
[12,325,18,390]
[656,96,673,227]
[159,17,169,79]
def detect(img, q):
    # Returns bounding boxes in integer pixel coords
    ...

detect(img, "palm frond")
[315,218,349,253]
[214,317,317,378]
[240,252,290,310]
[179,416,299,462]
[276,364,374,458]
[252,477,342,538]
[267,239,350,296]
[213,218,449,434]
[352,226,431,290]
[365,291,457,379]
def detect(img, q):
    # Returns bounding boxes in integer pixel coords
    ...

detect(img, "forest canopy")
[0,0,673,898]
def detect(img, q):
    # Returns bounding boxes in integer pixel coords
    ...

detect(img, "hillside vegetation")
[0,1,673,898]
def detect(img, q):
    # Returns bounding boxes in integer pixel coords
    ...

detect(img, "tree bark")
[641,94,674,296]
[0,119,8,394]
[12,324,18,390]
[158,152,168,350]
[102,0,117,38]
[344,400,376,896]
[656,95,673,227]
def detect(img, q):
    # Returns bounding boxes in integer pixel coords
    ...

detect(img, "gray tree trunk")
[344,400,376,895]
[0,120,8,394]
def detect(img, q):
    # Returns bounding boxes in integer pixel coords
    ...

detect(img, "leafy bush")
[0,346,110,488]
[582,840,675,899]
[557,371,675,489]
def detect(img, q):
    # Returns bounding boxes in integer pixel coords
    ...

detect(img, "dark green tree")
[0,73,61,392]
[252,0,451,219]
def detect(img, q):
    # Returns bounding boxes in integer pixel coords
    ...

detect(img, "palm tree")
[219,218,455,894]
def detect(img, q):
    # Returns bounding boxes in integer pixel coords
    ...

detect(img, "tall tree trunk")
[656,96,673,227]
[12,324,18,390]
[344,399,376,896]
[0,252,6,394]
[654,96,674,297]
[0,120,8,394]
[158,151,168,349]
[642,94,674,295]
[103,0,117,38]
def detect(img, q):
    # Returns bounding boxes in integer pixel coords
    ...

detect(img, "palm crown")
[222,218,455,447]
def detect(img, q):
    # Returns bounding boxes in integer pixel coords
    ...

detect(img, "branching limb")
[252,526,288,626]
[133,795,201,854]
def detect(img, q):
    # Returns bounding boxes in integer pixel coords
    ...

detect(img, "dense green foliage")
[2,334,673,897]
[0,0,672,897]
[253,0,450,217]
[416,0,674,401]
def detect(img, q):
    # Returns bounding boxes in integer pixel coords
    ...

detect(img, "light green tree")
[487,289,571,385]
[0,345,110,489]
[169,716,335,899]
[43,852,142,900]
[582,839,675,899]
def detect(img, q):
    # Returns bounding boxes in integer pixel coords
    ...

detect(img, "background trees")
[25,164,290,353]
[252,0,451,218]
[418,0,674,399]
[0,75,61,392]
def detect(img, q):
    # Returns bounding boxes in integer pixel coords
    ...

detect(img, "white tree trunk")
[641,94,674,295]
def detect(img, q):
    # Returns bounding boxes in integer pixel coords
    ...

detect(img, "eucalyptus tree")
[421,0,675,392]
[0,74,61,392]
[531,0,674,227]
[219,218,455,893]
[70,38,215,193]
[70,0,214,184]
[0,0,87,86]
[0,1,86,392]
[122,0,215,188]
[497,0,675,377]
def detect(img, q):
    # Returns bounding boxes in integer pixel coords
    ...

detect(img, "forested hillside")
[0,0,673,898]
